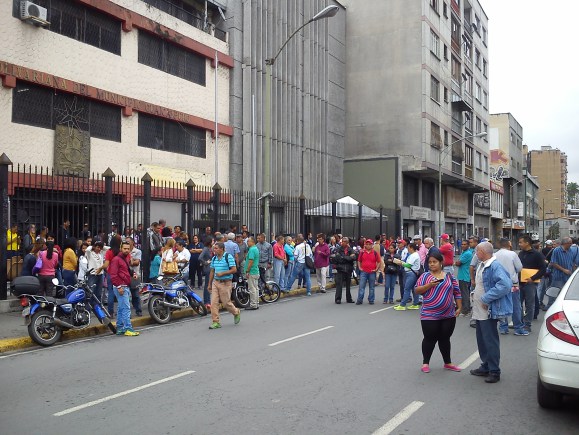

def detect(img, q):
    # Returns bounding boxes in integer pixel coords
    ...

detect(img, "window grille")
[138,113,206,158]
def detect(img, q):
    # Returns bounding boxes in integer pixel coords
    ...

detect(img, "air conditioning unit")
[20,1,50,27]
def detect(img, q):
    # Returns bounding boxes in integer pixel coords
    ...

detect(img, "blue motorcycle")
[143,272,208,324]
[12,274,116,347]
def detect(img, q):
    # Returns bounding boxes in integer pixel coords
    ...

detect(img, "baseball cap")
[440,233,449,240]
[480,238,489,243]
[545,240,553,245]
[364,239,373,245]
[412,234,421,240]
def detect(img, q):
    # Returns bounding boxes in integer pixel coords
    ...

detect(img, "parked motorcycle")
[143,272,208,324]
[12,274,116,347]
[231,273,281,308]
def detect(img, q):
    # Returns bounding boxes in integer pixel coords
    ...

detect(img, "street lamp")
[542,190,559,241]
[262,5,339,239]
[437,132,487,241]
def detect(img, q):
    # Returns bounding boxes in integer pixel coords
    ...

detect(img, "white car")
[537,271,579,408]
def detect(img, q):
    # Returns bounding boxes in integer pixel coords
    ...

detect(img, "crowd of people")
[8,219,578,373]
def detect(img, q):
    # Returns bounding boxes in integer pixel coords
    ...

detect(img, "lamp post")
[263,5,339,240]
[542,190,558,241]
[437,132,487,240]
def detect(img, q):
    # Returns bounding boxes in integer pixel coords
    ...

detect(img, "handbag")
[161,259,178,275]
[32,256,43,275]
[304,243,314,269]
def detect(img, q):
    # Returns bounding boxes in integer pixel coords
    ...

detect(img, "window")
[475,116,482,134]
[12,82,121,141]
[483,90,488,108]
[475,49,481,69]
[475,82,482,101]
[431,122,442,149]
[476,151,482,170]
[138,113,206,158]
[474,15,481,33]
[464,71,473,94]
[465,113,473,133]
[465,145,473,178]
[403,175,419,207]
[483,58,488,77]
[443,2,448,18]
[444,44,449,60]
[484,156,489,173]
[430,0,438,13]
[483,123,488,139]
[138,30,206,86]
[444,130,449,146]
[444,87,449,103]
[430,30,440,58]
[451,18,461,47]
[482,26,487,45]
[430,75,440,102]
[451,56,461,82]
[44,0,121,55]
[464,40,472,60]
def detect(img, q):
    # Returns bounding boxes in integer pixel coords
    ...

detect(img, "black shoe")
[355,301,362,305]
[335,301,341,304]
[245,306,259,310]
[484,373,500,383]
[470,320,476,328]
[346,300,355,303]
[368,301,374,305]
[136,311,143,317]
[470,368,489,377]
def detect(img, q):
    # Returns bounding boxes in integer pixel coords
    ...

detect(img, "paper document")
[521,268,540,283]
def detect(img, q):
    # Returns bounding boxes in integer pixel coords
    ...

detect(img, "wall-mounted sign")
[410,206,432,220]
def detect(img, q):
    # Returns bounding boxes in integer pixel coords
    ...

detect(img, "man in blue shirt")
[547,237,578,308]
[208,242,240,329]
[455,239,473,315]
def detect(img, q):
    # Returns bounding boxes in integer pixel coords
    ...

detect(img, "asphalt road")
[1,287,578,435]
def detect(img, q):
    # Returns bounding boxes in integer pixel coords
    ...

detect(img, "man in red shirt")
[439,234,455,274]
[356,239,381,305]
[108,241,140,336]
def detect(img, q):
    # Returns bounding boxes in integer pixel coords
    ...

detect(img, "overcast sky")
[483,0,579,182]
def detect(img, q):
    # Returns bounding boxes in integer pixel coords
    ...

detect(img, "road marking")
[268,326,334,347]
[458,350,480,370]
[54,371,195,416]
[369,306,396,314]
[372,401,425,435]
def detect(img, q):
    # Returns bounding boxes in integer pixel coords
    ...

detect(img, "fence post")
[0,153,12,300]
[299,194,306,236]
[186,179,195,241]
[358,203,363,241]
[142,173,152,281]
[103,168,115,238]
[379,205,384,235]
[213,183,221,233]
[331,199,337,234]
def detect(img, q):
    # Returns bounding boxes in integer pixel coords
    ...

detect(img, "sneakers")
[499,330,509,335]
[484,373,500,383]
[393,305,406,311]
[124,329,140,336]
[209,322,222,329]
[421,365,431,373]
[320,289,327,293]
[470,320,477,328]
[470,368,489,377]
[234,313,241,324]
[514,330,530,336]
[444,364,461,372]
[407,304,420,310]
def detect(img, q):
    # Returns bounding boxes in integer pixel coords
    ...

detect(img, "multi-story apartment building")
[343,0,490,239]
[529,145,568,223]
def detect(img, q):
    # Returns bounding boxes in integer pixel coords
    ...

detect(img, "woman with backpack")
[383,244,401,304]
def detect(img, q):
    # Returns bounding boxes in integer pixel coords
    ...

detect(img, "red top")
[38,250,59,276]
[439,243,454,266]
[358,249,380,273]
[273,243,286,260]
[108,253,132,287]
[105,249,115,262]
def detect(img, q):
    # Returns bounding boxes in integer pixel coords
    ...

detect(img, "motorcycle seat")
[45,297,70,305]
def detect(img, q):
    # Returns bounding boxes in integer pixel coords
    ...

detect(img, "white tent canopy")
[305,196,382,219]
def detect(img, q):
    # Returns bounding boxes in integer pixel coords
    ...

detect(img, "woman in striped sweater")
[415,252,462,373]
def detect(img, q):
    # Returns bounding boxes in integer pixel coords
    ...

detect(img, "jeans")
[273,258,286,290]
[284,261,294,288]
[106,273,116,314]
[399,272,419,306]
[459,280,471,314]
[316,266,328,291]
[398,272,405,299]
[357,271,376,303]
[202,270,211,304]
[499,290,524,333]
[113,285,133,333]
[537,276,550,310]
[384,273,396,302]
[87,274,104,303]
[62,269,77,288]
[190,262,203,288]
[520,282,537,328]
[475,319,501,375]
[130,286,142,314]
[286,262,311,294]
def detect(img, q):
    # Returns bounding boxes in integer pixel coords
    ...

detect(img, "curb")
[0,279,349,354]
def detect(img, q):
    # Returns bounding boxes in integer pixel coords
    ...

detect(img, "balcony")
[452,91,473,113]
[451,38,461,55]
[452,116,463,134]
[451,0,461,17]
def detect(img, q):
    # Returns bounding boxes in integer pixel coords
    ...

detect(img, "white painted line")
[372,401,425,435]
[268,326,334,347]
[54,370,195,416]
[458,350,480,370]
[369,306,396,315]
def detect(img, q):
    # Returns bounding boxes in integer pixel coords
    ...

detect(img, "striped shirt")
[417,272,461,320]
[550,246,578,283]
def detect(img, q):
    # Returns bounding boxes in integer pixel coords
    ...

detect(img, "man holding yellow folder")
[518,235,546,333]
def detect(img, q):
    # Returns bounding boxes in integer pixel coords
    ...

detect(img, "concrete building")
[223,0,347,202]
[1,0,232,188]
[342,0,490,240]
[529,146,568,224]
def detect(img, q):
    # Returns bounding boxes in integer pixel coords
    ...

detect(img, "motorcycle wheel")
[191,299,208,316]
[148,295,172,324]
[261,282,281,304]
[232,285,250,308]
[28,311,62,346]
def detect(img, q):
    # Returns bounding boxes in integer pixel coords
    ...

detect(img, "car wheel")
[537,374,563,409]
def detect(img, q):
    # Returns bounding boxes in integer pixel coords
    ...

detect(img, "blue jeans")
[400,272,419,306]
[286,262,311,293]
[87,274,104,303]
[284,261,294,288]
[357,271,376,303]
[106,273,116,314]
[113,285,133,333]
[62,269,77,295]
[499,290,524,333]
[520,282,537,328]
[273,258,286,290]
[475,319,501,375]
[203,269,211,304]
[384,273,396,302]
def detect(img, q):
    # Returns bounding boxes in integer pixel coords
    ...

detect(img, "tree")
[567,182,579,208]
[548,222,560,240]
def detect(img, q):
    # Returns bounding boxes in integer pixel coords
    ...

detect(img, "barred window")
[138,31,206,86]
[12,0,121,55]
[12,82,121,142]
[138,113,206,158]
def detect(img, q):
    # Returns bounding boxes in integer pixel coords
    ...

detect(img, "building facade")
[224,0,347,202]
[343,0,490,240]
[529,146,568,224]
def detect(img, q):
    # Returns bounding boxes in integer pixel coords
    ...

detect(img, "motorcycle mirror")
[157,276,163,281]
[52,278,59,285]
